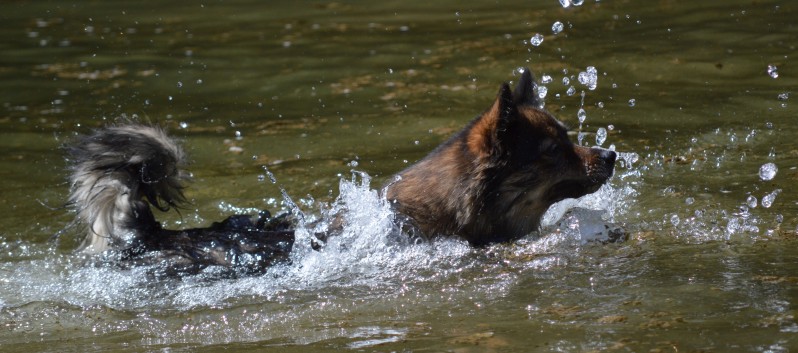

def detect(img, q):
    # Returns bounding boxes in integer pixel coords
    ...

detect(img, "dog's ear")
[467,83,516,159]
[513,68,540,107]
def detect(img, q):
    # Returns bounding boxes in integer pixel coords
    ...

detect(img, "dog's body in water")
[63,69,616,275]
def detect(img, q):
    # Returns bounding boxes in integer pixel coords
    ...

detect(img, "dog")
[62,68,615,275]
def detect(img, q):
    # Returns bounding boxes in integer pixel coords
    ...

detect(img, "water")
[2,0,798,352]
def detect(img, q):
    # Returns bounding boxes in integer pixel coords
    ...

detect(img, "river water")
[1,1,797,352]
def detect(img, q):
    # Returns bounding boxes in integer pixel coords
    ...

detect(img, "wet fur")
[66,125,294,275]
[63,68,615,273]
[384,69,616,245]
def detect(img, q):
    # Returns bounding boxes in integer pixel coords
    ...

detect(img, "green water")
[2,1,798,352]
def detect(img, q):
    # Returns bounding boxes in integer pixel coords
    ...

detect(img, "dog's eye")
[545,143,559,155]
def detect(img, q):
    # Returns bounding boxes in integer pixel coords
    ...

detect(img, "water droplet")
[577,66,598,90]
[778,92,789,101]
[537,86,548,99]
[759,162,778,181]
[577,108,587,123]
[685,197,695,205]
[177,81,183,88]
[596,127,607,146]
[761,189,781,208]
[567,86,576,96]
[562,77,570,85]
[552,21,564,34]
[746,195,758,208]
[767,64,779,78]
[541,74,553,84]
[628,98,636,107]
[262,166,278,184]
[559,0,571,8]
[670,214,680,226]
[196,79,203,84]
[179,121,188,129]
[349,160,359,167]
[530,33,544,46]
[572,0,584,5]
[168,96,173,101]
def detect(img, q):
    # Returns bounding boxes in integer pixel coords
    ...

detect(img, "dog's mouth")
[548,174,611,202]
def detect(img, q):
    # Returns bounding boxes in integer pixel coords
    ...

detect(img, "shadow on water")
[2,0,798,352]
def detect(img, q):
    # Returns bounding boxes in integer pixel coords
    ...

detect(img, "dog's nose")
[592,148,617,164]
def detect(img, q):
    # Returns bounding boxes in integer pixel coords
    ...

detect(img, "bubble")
[577,66,598,90]
[552,21,564,34]
[628,98,636,107]
[577,108,587,123]
[541,74,553,84]
[778,92,789,101]
[767,64,779,78]
[559,0,571,8]
[759,162,778,181]
[177,81,183,88]
[572,0,584,5]
[562,77,570,85]
[761,189,781,208]
[530,33,544,46]
[595,127,607,146]
[685,197,695,205]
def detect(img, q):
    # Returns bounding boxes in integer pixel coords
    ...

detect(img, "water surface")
[1,1,798,352]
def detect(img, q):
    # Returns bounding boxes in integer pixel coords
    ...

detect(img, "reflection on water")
[2,0,798,352]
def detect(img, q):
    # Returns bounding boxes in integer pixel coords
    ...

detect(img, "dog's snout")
[591,148,617,164]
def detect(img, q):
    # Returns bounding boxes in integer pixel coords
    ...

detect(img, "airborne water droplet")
[595,127,607,146]
[759,162,778,181]
[566,86,576,96]
[577,108,587,123]
[746,195,758,208]
[537,86,548,99]
[552,21,564,34]
[530,33,544,46]
[761,189,781,208]
[767,64,779,78]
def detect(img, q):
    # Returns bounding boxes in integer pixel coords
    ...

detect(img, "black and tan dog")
[63,68,615,275]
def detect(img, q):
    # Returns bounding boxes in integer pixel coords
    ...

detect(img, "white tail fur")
[66,125,187,253]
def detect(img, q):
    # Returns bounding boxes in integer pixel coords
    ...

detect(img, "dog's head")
[467,68,616,232]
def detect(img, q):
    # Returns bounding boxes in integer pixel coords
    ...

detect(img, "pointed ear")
[467,83,516,158]
[513,68,540,107]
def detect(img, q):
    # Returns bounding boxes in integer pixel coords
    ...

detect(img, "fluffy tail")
[66,124,187,254]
